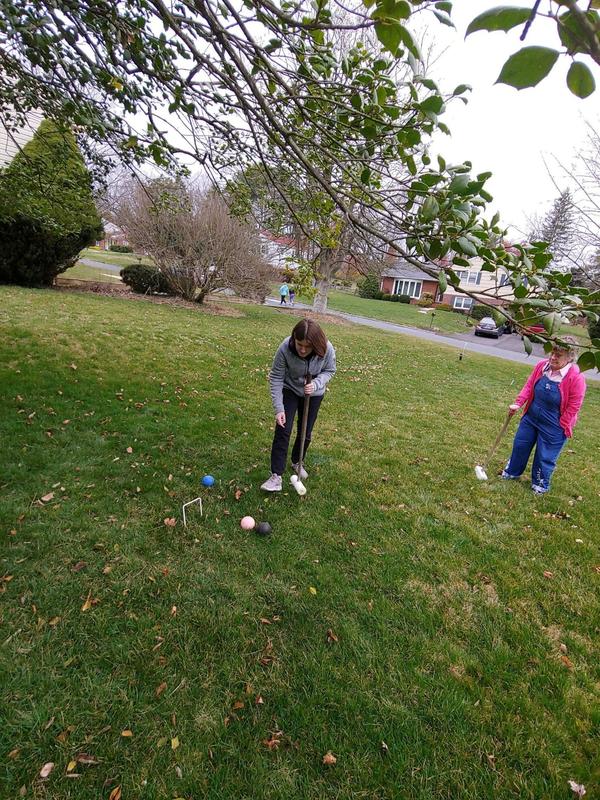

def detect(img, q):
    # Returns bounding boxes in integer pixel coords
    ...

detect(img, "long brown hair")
[291,318,328,357]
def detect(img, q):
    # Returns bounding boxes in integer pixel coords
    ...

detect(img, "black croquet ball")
[256,521,272,536]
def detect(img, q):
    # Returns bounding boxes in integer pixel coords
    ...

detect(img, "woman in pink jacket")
[502,337,586,494]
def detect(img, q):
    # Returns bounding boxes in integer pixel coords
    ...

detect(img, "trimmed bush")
[389,294,401,302]
[0,120,103,287]
[381,293,391,301]
[109,244,133,253]
[417,291,434,307]
[397,294,411,304]
[470,304,495,321]
[357,272,381,299]
[120,264,171,294]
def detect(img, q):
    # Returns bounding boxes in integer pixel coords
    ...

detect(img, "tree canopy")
[0,0,599,362]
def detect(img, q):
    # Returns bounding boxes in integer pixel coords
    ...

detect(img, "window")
[393,279,422,298]
[453,296,473,310]
[455,269,481,285]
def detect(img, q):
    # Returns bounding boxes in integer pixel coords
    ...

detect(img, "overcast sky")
[422,1,599,238]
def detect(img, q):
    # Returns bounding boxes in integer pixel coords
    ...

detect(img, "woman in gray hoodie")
[261,318,336,492]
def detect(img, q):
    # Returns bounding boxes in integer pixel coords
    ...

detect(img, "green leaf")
[466,6,531,36]
[438,271,448,293]
[457,237,478,257]
[421,196,439,221]
[514,284,528,299]
[577,350,596,371]
[418,95,444,115]
[374,21,402,54]
[435,2,452,13]
[566,61,596,99]
[360,167,371,184]
[452,84,471,96]
[397,25,421,59]
[496,47,560,90]
[433,11,454,27]
[523,335,533,356]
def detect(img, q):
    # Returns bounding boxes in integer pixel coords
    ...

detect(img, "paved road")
[265,298,600,382]
[79,258,122,273]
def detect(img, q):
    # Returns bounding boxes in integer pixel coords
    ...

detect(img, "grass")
[61,263,123,284]
[1,286,599,800]
[79,248,154,267]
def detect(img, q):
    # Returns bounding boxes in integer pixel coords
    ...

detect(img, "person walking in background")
[261,319,336,492]
[279,281,289,305]
[502,337,586,494]
[289,286,296,306]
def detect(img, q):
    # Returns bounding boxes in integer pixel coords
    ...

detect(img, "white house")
[0,109,44,167]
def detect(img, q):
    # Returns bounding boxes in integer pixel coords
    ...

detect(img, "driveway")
[264,298,600,383]
[79,258,122,273]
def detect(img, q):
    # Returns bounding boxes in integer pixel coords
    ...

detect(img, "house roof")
[381,261,437,281]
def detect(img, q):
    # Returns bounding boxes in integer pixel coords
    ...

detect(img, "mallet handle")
[482,412,512,469]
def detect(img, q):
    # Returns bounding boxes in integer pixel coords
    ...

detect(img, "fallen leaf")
[102,565,112,575]
[561,655,574,670]
[71,561,87,572]
[171,737,180,750]
[1,574,14,583]
[175,765,183,779]
[43,716,55,731]
[543,571,554,579]
[66,760,77,773]
[326,628,338,644]
[109,787,122,800]
[126,447,133,454]
[259,618,272,625]
[164,517,176,527]
[48,616,60,627]
[41,492,55,503]
[155,681,167,698]
[8,748,20,759]
[121,729,133,737]
[56,725,75,742]
[234,489,242,500]
[39,762,55,778]
[19,787,26,798]
[380,741,389,756]
[255,695,265,706]
[568,780,586,797]
[559,643,568,654]
[262,735,281,750]
[322,751,337,765]
[232,700,245,710]
[75,753,99,765]
[309,586,317,595]
[157,737,168,747]
[81,591,94,612]
[170,605,177,616]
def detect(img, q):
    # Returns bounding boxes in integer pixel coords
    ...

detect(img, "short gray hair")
[553,335,579,361]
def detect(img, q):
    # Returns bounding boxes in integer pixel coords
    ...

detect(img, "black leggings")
[270,388,323,475]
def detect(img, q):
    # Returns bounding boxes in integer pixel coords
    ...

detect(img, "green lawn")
[79,247,154,267]
[1,286,599,800]
[61,263,123,284]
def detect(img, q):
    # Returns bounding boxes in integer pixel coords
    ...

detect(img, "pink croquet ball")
[240,515,256,531]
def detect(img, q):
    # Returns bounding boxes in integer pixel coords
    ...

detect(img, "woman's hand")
[508,403,520,416]
[276,411,286,427]
[304,382,315,396]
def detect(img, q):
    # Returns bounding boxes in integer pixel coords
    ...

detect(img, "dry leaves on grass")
[164,517,176,527]
[39,762,54,778]
[322,751,337,765]
[155,681,167,698]
[81,591,100,612]
[109,786,122,800]
[568,781,586,797]
[326,628,339,644]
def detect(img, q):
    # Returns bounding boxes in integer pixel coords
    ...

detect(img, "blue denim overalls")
[503,373,567,493]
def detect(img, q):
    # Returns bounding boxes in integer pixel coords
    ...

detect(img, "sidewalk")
[264,297,600,382]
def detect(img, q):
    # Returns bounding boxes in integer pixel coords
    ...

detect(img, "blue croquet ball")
[201,475,215,487]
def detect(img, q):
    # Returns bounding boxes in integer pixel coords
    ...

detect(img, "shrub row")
[109,244,133,253]
[120,264,172,295]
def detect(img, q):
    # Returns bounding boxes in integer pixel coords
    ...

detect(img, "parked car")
[522,323,545,335]
[474,316,504,338]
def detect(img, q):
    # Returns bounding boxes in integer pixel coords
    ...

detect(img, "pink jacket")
[514,359,587,438]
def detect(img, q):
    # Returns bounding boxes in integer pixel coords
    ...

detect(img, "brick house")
[380,261,439,303]
[381,257,515,310]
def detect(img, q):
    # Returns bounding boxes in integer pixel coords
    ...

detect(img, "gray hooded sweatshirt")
[269,336,336,414]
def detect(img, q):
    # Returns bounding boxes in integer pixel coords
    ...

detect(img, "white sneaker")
[261,473,282,492]
[291,463,308,480]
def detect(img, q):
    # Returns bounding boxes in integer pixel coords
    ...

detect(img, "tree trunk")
[312,277,330,312]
